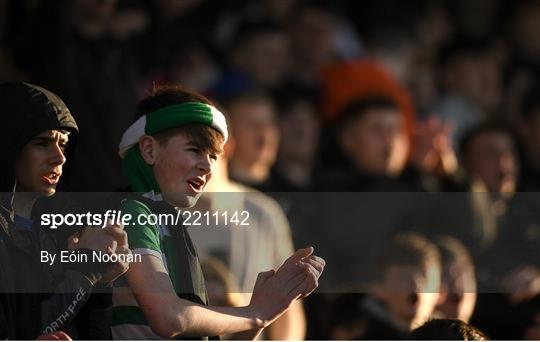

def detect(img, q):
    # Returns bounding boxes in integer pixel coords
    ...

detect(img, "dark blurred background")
[1,0,540,339]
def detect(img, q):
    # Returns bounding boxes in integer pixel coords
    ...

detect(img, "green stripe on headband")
[145,102,213,135]
[119,101,227,193]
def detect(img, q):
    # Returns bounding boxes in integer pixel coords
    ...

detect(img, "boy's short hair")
[336,96,400,132]
[136,85,224,156]
[458,121,515,161]
[373,232,441,281]
[409,319,488,340]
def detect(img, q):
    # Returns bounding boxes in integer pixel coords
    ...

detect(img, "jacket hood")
[0,82,78,194]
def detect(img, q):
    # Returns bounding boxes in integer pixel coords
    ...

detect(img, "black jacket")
[0,82,107,339]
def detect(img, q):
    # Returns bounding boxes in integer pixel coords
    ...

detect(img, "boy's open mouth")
[41,171,60,185]
[187,177,205,192]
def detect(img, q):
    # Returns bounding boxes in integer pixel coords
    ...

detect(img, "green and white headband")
[118,102,228,158]
[118,102,228,193]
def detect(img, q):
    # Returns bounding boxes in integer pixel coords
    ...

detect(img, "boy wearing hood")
[112,85,325,340]
[0,82,130,339]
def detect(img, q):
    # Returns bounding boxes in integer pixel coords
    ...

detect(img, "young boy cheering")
[112,85,325,339]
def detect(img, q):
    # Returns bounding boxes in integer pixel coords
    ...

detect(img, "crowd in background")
[1,0,540,339]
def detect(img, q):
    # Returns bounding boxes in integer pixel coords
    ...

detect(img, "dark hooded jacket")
[0,82,107,339]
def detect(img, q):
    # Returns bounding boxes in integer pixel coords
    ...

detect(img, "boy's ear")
[139,135,158,165]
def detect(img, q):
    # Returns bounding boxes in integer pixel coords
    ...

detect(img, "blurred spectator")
[188,130,306,340]
[337,97,407,178]
[320,59,459,188]
[165,43,218,94]
[136,0,225,76]
[362,26,417,84]
[359,233,441,338]
[2,0,540,339]
[297,97,430,293]
[107,0,150,41]
[413,122,540,294]
[325,294,366,339]
[225,89,280,191]
[287,1,340,88]
[315,96,412,192]
[273,87,321,192]
[410,2,454,116]
[10,0,139,191]
[132,0,233,97]
[139,41,219,95]
[432,236,477,323]
[218,21,291,93]
[308,234,443,339]
[460,122,517,194]
[319,59,415,140]
[434,38,504,144]
[457,123,537,282]
[409,318,488,340]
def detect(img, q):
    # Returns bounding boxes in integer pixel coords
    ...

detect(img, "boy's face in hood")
[0,82,78,194]
[15,130,69,196]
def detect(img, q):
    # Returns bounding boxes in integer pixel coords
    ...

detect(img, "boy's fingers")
[303,255,325,271]
[298,261,321,280]
[114,246,132,272]
[300,269,319,298]
[281,247,314,270]
[106,239,118,254]
[283,270,310,295]
[299,280,311,299]
[104,224,124,235]
[114,245,132,262]
[279,260,321,296]
[309,255,325,265]
[275,260,310,285]
[297,261,321,297]
[104,225,128,246]
[289,271,319,300]
[37,331,72,340]
[287,276,307,301]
